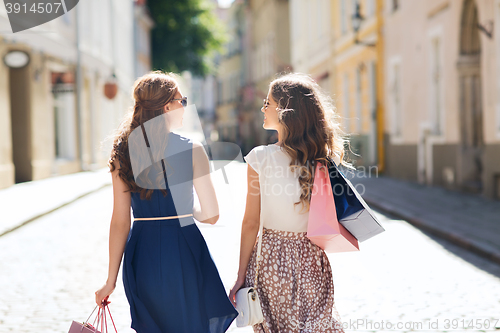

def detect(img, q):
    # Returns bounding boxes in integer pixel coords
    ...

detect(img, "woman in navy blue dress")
[95,71,238,332]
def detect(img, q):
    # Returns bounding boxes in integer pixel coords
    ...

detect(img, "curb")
[364,197,500,266]
[0,183,111,238]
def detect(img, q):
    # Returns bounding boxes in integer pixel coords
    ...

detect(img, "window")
[366,0,375,17]
[392,0,399,12]
[230,73,240,102]
[317,0,321,38]
[291,0,298,40]
[355,67,362,133]
[431,37,442,135]
[343,73,351,131]
[350,0,358,31]
[368,61,377,164]
[391,62,402,137]
[217,80,223,105]
[340,0,347,34]
[52,80,77,160]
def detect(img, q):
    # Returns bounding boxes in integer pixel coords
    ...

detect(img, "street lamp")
[351,3,376,47]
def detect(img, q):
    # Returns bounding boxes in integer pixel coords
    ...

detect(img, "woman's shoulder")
[246,144,276,160]
[248,143,283,153]
[248,144,268,153]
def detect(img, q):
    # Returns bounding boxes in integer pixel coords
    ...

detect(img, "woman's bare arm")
[192,141,219,224]
[95,160,131,307]
[229,163,261,305]
[237,163,261,280]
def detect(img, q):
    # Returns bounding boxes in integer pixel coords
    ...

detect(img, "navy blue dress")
[122,133,238,333]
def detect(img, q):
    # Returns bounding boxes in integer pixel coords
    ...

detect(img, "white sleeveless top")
[244,144,342,232]
[243,144,304,232]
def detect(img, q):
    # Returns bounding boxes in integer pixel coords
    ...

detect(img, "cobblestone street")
[0,162,499,332]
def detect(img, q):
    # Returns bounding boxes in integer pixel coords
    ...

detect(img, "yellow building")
[332,0,382,168]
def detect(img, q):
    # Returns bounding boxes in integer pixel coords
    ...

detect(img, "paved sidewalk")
[0,167,111,236]
[348,172,500,265]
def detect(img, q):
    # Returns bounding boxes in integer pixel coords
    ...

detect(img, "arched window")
[460,0,480,55]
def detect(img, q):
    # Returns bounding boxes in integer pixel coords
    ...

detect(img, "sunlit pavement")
[0,161,499,332]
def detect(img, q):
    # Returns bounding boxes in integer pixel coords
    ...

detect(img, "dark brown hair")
[269,72,354,213]
[106,71,179,200]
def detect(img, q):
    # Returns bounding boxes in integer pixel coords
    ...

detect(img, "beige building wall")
[216,54,242,142]
[383,0,500,199]
[250,0,291,145]
[290,0,334,92]
[0,0,140,189]
[215,2,242,144]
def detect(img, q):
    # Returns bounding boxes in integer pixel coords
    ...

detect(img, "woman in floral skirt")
[229,73,351,332]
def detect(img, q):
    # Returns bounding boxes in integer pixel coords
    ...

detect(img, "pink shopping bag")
[68,300,117,333]
[68,321,102,333]
[307,161,359,253]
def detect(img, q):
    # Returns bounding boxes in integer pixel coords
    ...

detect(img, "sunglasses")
[262,98,270,109]
[173,96,188,107]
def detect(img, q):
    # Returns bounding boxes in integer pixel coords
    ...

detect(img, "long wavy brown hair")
[269,72,355,213]
[106,71,180,200]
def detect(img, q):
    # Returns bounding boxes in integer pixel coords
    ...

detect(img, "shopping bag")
[326,157,385,242]
[68,301,117,333]
[68,321,102,333]
[307,161,359,253]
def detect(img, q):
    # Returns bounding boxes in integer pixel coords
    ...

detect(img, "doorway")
[9,66,32,183]
[457,0,483,193]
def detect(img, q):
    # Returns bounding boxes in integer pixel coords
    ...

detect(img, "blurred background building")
[332,0,380,168]
[215,1,243,147]
[1,0,499,201]
[216,0,292,154]
[383,0,500,200]
[0,0,153,189]
[212,0,500,200]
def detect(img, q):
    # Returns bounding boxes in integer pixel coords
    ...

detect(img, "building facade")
[0,0,151,189]
[214,0,500,199]
[290,0,334,92]
[249,0,292,146]
[134,0,155,78]
[331,0,381,168]
[216,1,243,146]
[214,0,292,154]
[383,0,500,199]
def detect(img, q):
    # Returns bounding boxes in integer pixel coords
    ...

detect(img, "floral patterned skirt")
[243,227,345,333]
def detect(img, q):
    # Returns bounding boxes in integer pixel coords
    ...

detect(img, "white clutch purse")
[235,286,264,326]
[235,218,265,327]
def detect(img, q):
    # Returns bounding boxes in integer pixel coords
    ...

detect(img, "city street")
[0,161,499,332]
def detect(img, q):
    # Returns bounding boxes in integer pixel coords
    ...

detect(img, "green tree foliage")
[147,0,227,76]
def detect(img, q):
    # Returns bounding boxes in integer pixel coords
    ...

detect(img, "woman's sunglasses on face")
[262,99,270,109]
[173,96,188,107]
